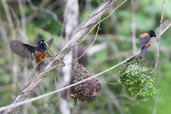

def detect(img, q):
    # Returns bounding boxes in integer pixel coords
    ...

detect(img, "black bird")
[139,30,156,55]
[10,38,53,71]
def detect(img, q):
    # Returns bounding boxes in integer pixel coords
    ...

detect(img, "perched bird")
[139,30,156,55]
[10,39,53,71]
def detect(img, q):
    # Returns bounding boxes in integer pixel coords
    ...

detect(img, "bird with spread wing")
[10,38,53,71]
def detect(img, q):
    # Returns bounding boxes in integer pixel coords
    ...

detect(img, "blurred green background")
[0,0,170,114]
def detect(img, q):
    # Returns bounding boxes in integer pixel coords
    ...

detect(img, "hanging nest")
[71,60,101,103]
[119,58,157,99]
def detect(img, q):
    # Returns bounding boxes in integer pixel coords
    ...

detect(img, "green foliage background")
[0,0,170,114]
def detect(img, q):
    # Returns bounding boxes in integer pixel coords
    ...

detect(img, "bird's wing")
[47,38,53,47]
[139,35,151,48]
[10,40,35,60]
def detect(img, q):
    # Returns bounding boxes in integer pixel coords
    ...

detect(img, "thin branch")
[159,21,171,36]
[78,23,100,60]
[154,0,165,76]
[153,0,166,114]
[17,0,26,32]
[131,0,137,54]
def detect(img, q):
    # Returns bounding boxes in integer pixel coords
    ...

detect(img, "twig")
[153,0,165,114]
[154,0,165,76]
[17,0,26,32]
[77,23,100,60]
[131,0,137,54]
[159,21,171,36]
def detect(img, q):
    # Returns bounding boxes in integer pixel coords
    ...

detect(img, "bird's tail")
[140,47,148,55]
[36,61,45,72]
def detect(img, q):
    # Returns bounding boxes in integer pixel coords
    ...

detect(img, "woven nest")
[71,61,101,103]
[119,58,157,99]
